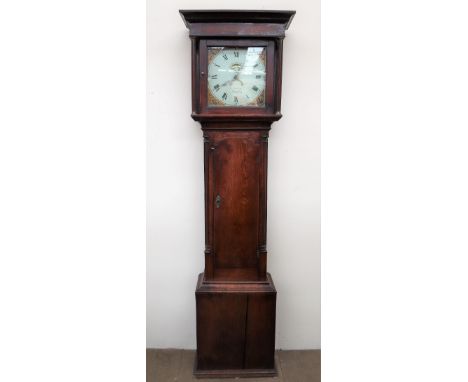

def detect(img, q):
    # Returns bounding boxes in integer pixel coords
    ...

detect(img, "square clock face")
[207,47,266,107]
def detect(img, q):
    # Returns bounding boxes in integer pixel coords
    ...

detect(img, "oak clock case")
[179,10,295,379]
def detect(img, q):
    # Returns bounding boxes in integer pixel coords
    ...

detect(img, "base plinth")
[194,363,277,379]
[195,272,277,378]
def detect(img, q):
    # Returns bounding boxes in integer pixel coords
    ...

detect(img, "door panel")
[213,132,261,269]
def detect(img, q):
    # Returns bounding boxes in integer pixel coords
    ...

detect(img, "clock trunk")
[204,130,268,282]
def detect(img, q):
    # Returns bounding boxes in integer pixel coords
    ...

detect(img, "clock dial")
[207,47,266,107]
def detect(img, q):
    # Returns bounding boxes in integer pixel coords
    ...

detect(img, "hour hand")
[232,73,244,86]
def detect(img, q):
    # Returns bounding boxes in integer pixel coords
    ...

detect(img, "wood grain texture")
[196,293,248,370]
[195,273,277,376]
[213,132,260,269]
[179,9,296,31]
[203,130,268,281]
[244,294,276,369]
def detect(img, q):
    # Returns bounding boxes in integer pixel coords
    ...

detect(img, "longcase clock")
[179,10,295,378]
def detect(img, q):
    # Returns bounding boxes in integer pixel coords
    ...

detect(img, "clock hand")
[232,73,244,86]
[219,72,244,88]
[220,78,233,87]
[220,73,240,87]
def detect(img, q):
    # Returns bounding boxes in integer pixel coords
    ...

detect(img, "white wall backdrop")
[147,0,320,349]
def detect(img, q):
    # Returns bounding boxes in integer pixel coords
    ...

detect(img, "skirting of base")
[194,360,277,378]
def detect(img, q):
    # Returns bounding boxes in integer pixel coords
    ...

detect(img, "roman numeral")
[222,54,228,60]
[234,96,238,104]
[252,85,259,92]
[222,92,227,100]
[211,74,218,79]
[253,63,258,68]
[214,63,220,67]
[256,75,262,79]
[214,84,220,92]
[234,51,239,58]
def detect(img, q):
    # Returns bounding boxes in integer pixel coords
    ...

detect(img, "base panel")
[195,272,277,377]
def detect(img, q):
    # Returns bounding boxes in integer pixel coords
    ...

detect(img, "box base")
[195,272,277,378]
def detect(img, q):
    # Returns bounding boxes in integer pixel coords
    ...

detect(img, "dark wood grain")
[188,23,287,38]
[203,129,269,282]
[244,293,276,369]
[212,132,261,270]
[195,273,277,377]
[179,10,296,30]
[196,293,247,370]
[180,9,295,378]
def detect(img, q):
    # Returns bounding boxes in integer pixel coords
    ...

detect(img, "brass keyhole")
[215,194,221,208]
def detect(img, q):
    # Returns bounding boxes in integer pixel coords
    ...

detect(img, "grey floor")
[147,349,320,382]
